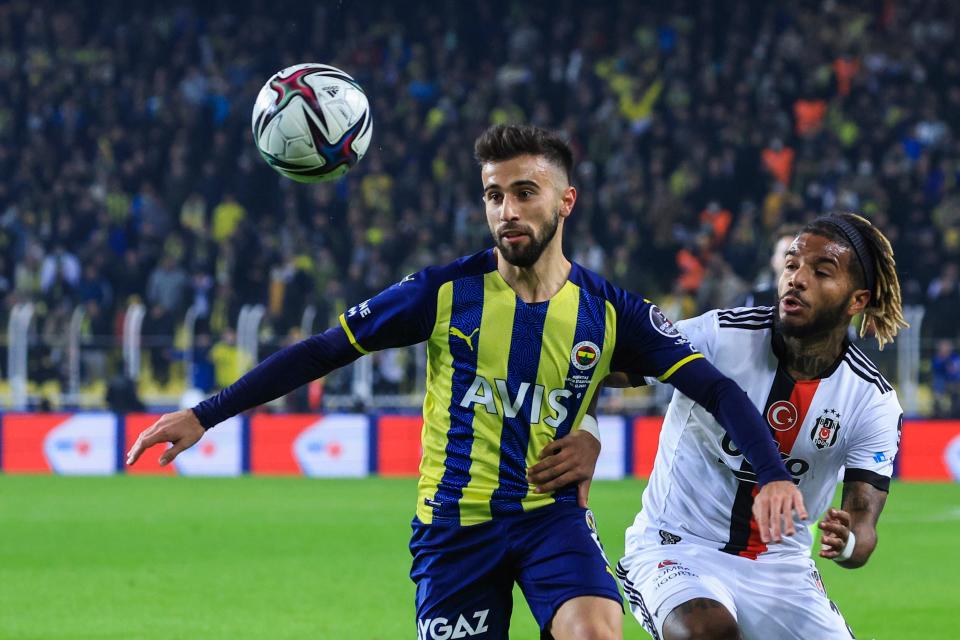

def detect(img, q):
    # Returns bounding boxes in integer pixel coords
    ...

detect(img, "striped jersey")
[339,249,702,526]
[626,306,902,561]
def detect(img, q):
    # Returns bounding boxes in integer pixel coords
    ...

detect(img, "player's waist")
[626,521,812,562]
[415,478,576,526]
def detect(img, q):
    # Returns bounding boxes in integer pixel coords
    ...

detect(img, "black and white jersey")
[627,307,902,562]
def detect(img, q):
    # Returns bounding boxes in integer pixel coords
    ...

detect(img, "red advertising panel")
[632,416,664,478]
[899,420,960,482]
[125,414,175,476]
[251,414,369,476]
[124,414,243,476]
[378,415,422,477]
[2,413,117,474]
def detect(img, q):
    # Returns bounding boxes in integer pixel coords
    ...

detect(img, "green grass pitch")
[1,476,957,639]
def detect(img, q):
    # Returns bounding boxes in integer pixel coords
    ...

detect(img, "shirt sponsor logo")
[872,451,887,463]
[460,375,572,427]
[571,340,601,371]
[417,610,490,640]
[720,434,809,483]
[766,400,799,432]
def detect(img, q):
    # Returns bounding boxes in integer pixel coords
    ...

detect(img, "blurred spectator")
[931,340,960,417]
[106,374,146,413]
[0,0,958,412]
[147,256,188,316]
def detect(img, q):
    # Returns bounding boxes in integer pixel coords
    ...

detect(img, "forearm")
[668,359,790,485]
[836,521,877,569]
[192,326,361,429]
[836,480,887,569]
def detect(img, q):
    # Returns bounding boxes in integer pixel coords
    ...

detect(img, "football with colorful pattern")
[251,63,372,183]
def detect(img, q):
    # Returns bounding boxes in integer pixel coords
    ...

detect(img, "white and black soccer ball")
[251,63,373,183]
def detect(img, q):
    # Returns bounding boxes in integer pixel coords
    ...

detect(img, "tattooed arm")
[818,480,888,568]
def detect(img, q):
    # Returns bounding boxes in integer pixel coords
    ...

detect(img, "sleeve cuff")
[338,313,369,355]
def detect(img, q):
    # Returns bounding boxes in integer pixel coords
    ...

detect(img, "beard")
[775,292,849,339]
[493,209,560,268]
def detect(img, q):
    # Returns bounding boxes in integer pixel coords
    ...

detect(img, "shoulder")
[390,249,497,300]
[841,343,896,398]
[715,306,776,331]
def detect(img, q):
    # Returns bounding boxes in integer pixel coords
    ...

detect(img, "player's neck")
[495,243,571,304]
[779,325,848,380]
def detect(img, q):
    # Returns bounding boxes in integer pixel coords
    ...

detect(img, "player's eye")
[486,192,502,203]
[519,190,533,199]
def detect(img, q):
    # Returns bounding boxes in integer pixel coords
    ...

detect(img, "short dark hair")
[474,124,574,184]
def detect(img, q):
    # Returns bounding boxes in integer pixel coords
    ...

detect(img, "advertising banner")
[377,415,422,477]
[250,414,369,477]
[124,414,243,476]
[2,413,117,475]
[898,420,960,482]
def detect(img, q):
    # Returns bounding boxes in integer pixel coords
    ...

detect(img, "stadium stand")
[0,0,958,414]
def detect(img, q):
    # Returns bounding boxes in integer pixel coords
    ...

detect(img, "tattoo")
[841,481,887,528]
[779,329,847,380]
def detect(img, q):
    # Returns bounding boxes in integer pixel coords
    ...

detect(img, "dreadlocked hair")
[801,213,908,350]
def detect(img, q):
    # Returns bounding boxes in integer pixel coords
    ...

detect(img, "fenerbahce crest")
[571,341,601,371]
[811,409,841,449]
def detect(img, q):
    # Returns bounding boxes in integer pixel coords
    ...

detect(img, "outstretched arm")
[819,480,888,568]
[126,325,361,466]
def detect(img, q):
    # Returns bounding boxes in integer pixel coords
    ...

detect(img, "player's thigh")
[410,517,514,639]
[734,562,854,640]
[617,544,738,640]
[513,503,622,633]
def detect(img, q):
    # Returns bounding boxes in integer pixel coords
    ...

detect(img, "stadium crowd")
[1,0,959,414]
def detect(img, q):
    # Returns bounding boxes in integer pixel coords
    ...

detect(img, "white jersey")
[627,306,902,562]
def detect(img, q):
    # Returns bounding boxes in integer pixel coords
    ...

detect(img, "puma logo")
[450,326,480,351]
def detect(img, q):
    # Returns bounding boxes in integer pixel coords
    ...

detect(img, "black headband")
[820,216,876,297]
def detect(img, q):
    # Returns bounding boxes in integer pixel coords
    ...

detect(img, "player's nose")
[499,195,521,222]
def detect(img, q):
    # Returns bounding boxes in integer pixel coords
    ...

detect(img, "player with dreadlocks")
[532,212,908,639]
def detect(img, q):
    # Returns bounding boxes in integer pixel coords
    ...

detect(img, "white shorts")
[617,533,854,640]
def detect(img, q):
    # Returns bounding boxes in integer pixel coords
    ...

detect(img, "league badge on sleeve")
[649,305,680,337]
[811,409,841,449]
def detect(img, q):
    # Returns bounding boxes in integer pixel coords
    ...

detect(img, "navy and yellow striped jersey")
[339,249,703,526]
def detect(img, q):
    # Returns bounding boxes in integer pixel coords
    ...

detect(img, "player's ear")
[847,288,871,316]
[559,184,576,219]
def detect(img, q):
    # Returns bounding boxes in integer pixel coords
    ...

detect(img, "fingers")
[537,440,563,461]
[818,520,848,536]
[529,458,575,492]
[125,423,163,465]
[577,479,592,508]
[794,492,809,521]
[527,453,569,484]
[159,440,188,466]
[534,470,581,494]
[754,498,771,544]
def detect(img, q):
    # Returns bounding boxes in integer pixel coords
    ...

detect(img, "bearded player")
[605,214,906,639]
[127,124,805,640]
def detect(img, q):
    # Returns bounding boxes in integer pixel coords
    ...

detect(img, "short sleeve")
[339,268,441,354]
[843,393,903,492]
[609,292,704,381]
[674,310,720,361]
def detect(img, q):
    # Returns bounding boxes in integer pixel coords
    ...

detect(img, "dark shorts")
[410,501,622,639]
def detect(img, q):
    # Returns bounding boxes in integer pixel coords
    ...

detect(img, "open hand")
[527,430,601,507]
[126,408,204,467]
[753,480,808,543]
[818,508,852,559]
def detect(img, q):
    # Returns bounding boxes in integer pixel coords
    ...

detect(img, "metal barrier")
[7,303,35,411]
[122,303,146,381]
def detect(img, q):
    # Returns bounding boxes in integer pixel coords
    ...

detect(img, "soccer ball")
[251,63,373,183]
